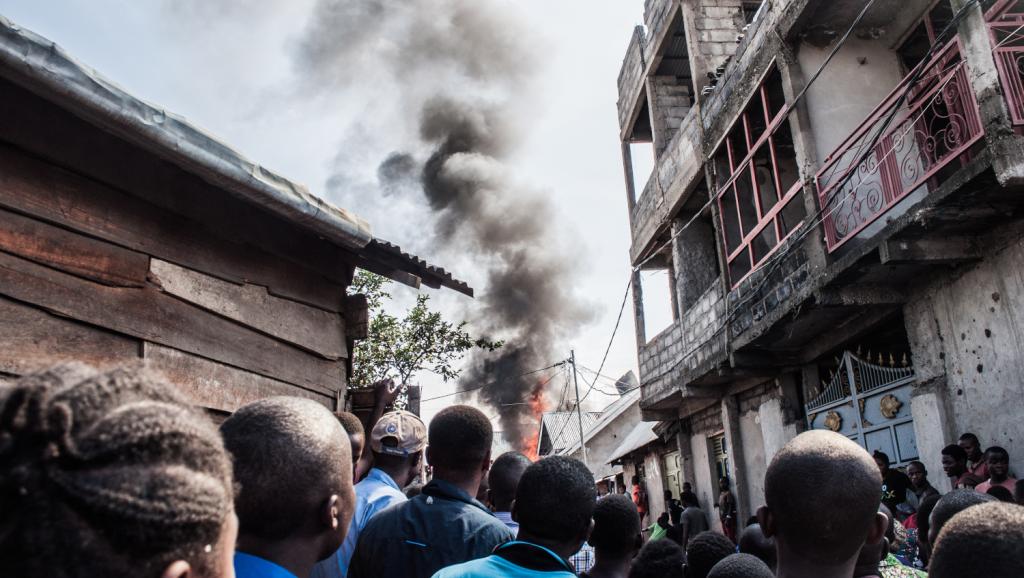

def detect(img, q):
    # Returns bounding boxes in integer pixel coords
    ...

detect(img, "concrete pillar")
[759,397,796,464]
[911,384,956,494]
[677,426,698,490]
[952,0,1024,185]
[622,141,638,218]
[671,215,718,312]
[631,269,647,346]
[690,432,722,532]
[721,395,750,528]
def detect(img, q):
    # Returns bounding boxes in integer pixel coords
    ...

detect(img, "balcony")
[815,40,984,252]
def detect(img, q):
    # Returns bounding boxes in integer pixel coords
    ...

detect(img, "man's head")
[958,433,982,462]
[738,523,775,570]
[629,539,684,578]
[221,397,354,561]
[682,492,700,508]
[707,553,774,578]
[758,431,885,569]
[1016,479,1024,505]
[941,444,968,478]
[0,363,236,578]
[369,410,426,487]
[632,474,640,486]
[513,456,596,556]
[986,486,1015,502]
[907,461,929,488]
[872,450,891,474]
[985,446,1010,481]
[685,531,736,578]
[929,502,1024,578]
[658,512,671,528]
[915,494,941,563]
[426,405,492,488]
[683,482,693,492]
[335,411,364,478]
[928,489,996,545]
[718,477,730,491]
[488,451,531,512]
[589,494,642,559]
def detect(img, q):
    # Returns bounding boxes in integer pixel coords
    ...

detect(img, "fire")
[521,378,551,461]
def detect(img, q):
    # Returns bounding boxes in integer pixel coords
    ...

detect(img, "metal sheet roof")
[0,16,471,296]
[539,411,602,455]
[606,421,659,464]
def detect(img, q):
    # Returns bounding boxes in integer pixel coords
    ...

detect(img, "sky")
[0,0,676,426]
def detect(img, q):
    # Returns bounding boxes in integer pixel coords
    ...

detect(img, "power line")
[420,361,565,403]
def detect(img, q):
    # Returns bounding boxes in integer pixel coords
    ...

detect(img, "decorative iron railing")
[815,40,983,252]
[989,1,1024,125]
[806,351,915,412]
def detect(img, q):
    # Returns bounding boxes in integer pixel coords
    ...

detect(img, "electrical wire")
[420,361,565,403]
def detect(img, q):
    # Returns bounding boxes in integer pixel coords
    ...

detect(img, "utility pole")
[569,350,589,469]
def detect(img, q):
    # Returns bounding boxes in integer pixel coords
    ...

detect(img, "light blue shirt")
[312,468,407,578]
[432,555,575,578]
[234,552,297,578]
[493,511,519,536]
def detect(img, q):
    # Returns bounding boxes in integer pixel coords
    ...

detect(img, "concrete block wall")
[651,76,693,156]
[618,27,648,132]
[728,237,811,341]
[645,0,677,47]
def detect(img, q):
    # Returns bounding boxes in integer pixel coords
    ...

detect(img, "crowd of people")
[1,363,1022,578]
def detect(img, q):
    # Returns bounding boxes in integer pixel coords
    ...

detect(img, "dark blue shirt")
[348,478,515,578]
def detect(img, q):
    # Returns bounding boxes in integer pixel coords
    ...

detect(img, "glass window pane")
[928,1,954,44]
[713,145,732,192]
[729,246,752,284]
[764,67,786,120]
[778,194,807,237]
[751,223,778,265]
[720,190,743,253]
[729,122,748,165]
[753,145,779,216]
[734,167,759,237]
[772,123,801,196]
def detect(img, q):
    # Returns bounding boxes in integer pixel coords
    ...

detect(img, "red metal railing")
[988,1,1024,125]
[815,40,983,252]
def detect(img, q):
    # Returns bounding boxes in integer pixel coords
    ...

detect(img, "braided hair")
[0,363,234,578]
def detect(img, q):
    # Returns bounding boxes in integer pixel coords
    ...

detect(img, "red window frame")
[712,65,805,288]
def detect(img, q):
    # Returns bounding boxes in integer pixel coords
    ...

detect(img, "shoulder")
[431,556,495,578]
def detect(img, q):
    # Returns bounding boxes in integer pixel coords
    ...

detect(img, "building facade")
[618,0,1024,528]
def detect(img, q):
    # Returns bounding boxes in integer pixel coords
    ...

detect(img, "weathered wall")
[672,215,718,312]
[564,397,642,480]
[689,431,724,532]
[650,76,693,156]
[739,407,768,513]
[904,232,1024,478]
[644,449,669,523]
[796,37,905,165]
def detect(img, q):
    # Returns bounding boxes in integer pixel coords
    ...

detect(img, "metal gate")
[806,351,918,466]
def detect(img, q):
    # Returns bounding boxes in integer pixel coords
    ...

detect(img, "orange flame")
[521,378,551,461]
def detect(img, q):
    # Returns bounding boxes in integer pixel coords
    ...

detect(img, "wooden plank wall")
[0,143,347,411]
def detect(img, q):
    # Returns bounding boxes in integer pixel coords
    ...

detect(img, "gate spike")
[857,345,863,356]
[901,353,909,367]
[878,352,884,365]
[889,353,896,367]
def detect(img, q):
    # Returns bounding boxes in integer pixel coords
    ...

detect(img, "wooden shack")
[0,19,470,413]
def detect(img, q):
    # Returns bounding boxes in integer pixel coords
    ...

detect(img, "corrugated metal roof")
[539,411,602,456]
[0,16,472,296]
[606,421,659,464]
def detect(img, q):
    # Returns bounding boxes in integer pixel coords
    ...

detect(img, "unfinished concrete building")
[618,0,1024,528]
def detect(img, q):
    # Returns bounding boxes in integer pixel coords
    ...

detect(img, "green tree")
[350,271,502,390]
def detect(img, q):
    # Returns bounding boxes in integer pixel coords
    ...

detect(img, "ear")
[510,499,519,522]
[324,494,341,530]
[426,446,435,467]
[161,561,192,578]
[756,505,775,538]
[481,449,493,473]
[865,511,887,546]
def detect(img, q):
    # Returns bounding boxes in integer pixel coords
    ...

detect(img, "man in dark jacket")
[348,405,514,578]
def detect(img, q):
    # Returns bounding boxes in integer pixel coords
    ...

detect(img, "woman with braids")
[0,363,238,578]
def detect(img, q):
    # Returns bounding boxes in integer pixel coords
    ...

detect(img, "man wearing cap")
[312,410,427,578]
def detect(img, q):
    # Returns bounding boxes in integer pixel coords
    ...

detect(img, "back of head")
[763,430,881,565]
[427,405,492,476]
[488,451,531,510]
[0,363,234,578]
[929,489,996,544]
[942,443,967,462]
[707,553,773,578]
[930,502,1024,578]
[589,494,641,557]
[221,396,351,542]
[986,485,1015,502]
[738,523,775,570]
[629,538,684,578]
[514,455,596,543]
[335,411,364,438]
[686,531,736,578]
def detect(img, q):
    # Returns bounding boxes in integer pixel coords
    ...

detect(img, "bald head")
[222,397,354,542]
[488,451,531,511]
[930,502,1024,578]
[761,431,882,565]
[739,523,775,570]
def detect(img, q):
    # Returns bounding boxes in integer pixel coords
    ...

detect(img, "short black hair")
[685,531,736,578]
[427,405,492,471]
[942,444,967,462]
[738,523,775,570]
[707,553,774,578]
[873,450,891,466]
[488,451,531,510]
[929,489,996,544]
[930,502,1024,578]
[1015,479,1024,503]
[589,494,641,557]
[764,431,881,565]
[915,494,941,552]
[222,396,351,541]
[958,432,980,444]
[986,486,1015,502]
[629,538,684,578]
[335,411,365,437]
[908,460,927,472]
[985,445,1009,461]
[682,492,700,507]
[514,456,596,542]
[0,363,234,578]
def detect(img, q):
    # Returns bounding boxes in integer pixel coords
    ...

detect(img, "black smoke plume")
[294,0,590,451]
